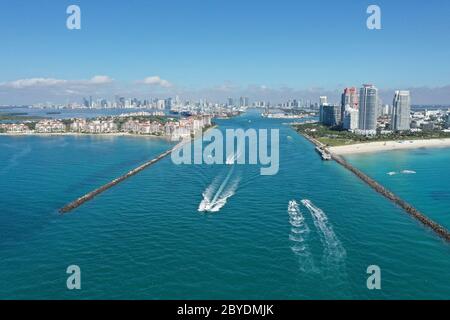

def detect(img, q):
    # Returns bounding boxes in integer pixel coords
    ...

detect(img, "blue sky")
[1,0,450,104]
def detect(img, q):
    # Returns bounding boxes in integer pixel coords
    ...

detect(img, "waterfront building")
[341,87,359,125]
[343,107,359,131]
[391,90,411,132]
[35,120,66,133]
[70,119,87,132]
[0,123,31,133]
[358,84,379,134]
[341,87,359,110]
[319,96,329,123]
[321,104,341,127]
[87,120,118,133]
[70,119,117,133]
[122,120,162,135]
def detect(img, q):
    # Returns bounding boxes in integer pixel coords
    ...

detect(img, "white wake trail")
[301,199,346,269]
[198,167,240,213]
[288,200,316,273]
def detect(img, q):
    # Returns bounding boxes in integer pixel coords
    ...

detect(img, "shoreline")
[0,124,218,140]
[329,138,450,155]
[297,131,450,242]
[0,132,168,138]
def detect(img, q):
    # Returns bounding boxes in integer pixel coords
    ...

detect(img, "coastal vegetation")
[111,115,175,127]
[0,112,46,122]
[293,123,450,147]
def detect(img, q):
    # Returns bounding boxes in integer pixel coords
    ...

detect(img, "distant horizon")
[1,0,450,104]
[2,84,450,107]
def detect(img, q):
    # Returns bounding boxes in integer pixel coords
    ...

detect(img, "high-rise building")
[391,90,411,131]
[239,97,249,107]
[165,98,173,110]
[82,97,89,108]
[341,87,359,126]
[157,99,165,110]
[341,87,359,109]
[381,104,391,116]
[358,84,378,133]
[342,107,359,131]
[322,104,342,127]
[319,96,328,123]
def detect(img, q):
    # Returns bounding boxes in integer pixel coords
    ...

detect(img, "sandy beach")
[329,138,450,155]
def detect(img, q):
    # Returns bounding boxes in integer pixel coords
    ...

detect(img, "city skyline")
[1,0,450,104]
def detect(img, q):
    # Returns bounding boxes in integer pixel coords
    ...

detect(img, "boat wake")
[288,200,316,273]
[301,199,346,273]
[198,167,240,213]
[387,170,416,176]
[225,150,242,165]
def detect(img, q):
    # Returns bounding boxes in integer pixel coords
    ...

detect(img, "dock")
[301,132,450,242]
[315,146,332,160]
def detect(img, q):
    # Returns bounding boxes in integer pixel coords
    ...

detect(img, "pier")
[59,146,175,214]
[301,132,450,242]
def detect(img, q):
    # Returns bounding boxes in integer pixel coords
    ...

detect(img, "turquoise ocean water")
[0,110,449,299]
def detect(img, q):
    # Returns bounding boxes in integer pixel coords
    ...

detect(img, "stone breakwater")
[59,127,217,214]
[299,132,450,242]
[332,154,450,242]
[59,147,174,214]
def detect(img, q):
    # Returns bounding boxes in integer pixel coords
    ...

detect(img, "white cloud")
[0,75,114,89]
[1,78,68,89]
[87,75,113,85]
[140,76,172,88]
